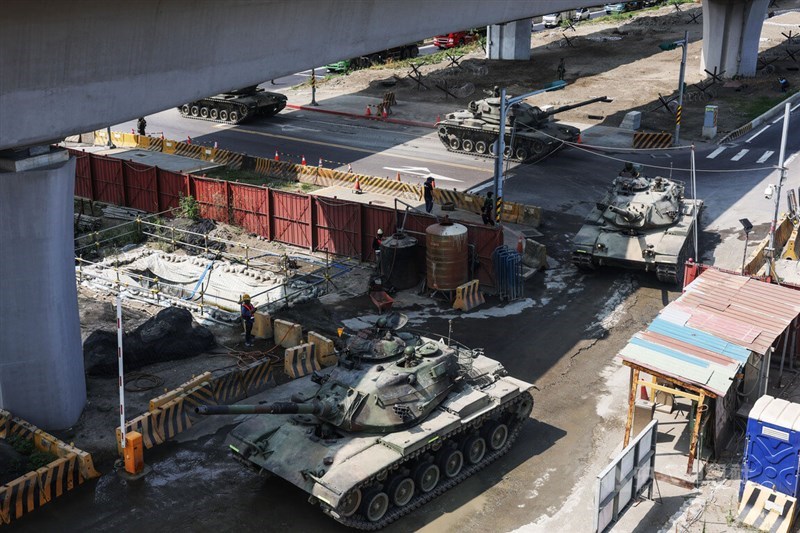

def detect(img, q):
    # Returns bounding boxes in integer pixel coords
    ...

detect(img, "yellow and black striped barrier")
[737,481,795,533]
[782,224,799,261]
[173,141,206,159]
[453,280,485,311]
[632,131,673,149]
[0,410,99,525]
[284,343,321,379]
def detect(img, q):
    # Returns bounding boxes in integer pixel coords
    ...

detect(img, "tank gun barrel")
[546,96,611,117]
[195,400,336,417]
[608,205,640,222]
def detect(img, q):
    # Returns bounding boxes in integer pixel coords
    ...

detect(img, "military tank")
[196,314,534,529]
[571,173,704,285]
[177,85,287,125]
[435,94,610,162]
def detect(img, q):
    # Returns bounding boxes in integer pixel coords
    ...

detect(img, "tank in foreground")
[177,86,287,125]
[571,173,703,285]
[197,314,534,529]
[435,94,610,162]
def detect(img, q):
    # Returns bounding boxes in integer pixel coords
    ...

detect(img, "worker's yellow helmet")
[242,294,251,301]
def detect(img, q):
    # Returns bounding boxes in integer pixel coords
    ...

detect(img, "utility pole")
[767,102,792,277]
[493,81,566,224]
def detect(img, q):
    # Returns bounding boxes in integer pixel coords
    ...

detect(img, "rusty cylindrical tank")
[380,232,419,290]
[425,219,468,290]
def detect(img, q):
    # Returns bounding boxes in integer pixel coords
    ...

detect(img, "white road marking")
[730,149,749,161]
[786,153,798,166]
[757,151,775,164]
[706,147,726,159]
[383,166,463,182]
[279,125,321,133]
[745,125,769,143]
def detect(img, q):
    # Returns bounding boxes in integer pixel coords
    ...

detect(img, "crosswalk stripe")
[707,147,726,159]
[731,149,749,161]
[757,151,774,164]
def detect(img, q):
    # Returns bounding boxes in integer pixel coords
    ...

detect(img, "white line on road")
[706,147,726,159]
[756,151,774,164]
[771,102,800,124]
[730,149,749,161]
[745,125,769,143]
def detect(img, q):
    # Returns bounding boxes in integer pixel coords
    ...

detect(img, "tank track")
[436,125,555,163]
[178,102,282,125]
[327,391,534,530]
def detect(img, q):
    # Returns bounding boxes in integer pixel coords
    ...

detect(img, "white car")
[573,8,591,21]
[542,13,563,28]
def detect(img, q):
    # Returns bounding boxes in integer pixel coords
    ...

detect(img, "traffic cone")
[365,105,371,116]
[318,157,323,167]
[187,136,192,145]
[274,149,280,161]
[347,163,353,173]
[516,235,524,254]
[301,155,306,166]
[396,172,401,182]
[640,385,649,401]
[353,179,363,194]
[577,134,582,144]
[436,115,441,123]
[382,108,388,119]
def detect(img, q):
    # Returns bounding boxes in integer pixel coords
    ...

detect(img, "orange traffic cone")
[274,149,280,161]
[301,155,306,166]
[365,105,371,116]
[187,136,192,145]
[577,134,582,144]
[436,115,441,123]
[640,385,649,401]
[382,108,388,119]
[353,179,363,194]
[516,235,524,254]
[396,172,401,182]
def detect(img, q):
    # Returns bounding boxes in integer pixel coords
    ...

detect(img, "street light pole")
[493,81,566,224]
[675,31,688,146]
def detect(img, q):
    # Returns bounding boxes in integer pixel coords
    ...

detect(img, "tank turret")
[194,313,534,527]
[572,174,704,285]
[436,94,610,162]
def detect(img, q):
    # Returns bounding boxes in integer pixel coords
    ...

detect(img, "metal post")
[493,88,507,225]
[768,103,792,275]
[117,296,126,449]
[742,232,750,274]
[310,69,319,106]
[674,30,688,146]
[690,144,698,260]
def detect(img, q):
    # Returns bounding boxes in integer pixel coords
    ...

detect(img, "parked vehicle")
[573,8,591,21]
[604,2,640,14]
[542,12,563,28]
[326,44,420,72]
[433,31,478,49]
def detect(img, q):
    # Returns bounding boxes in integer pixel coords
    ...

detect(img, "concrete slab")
[93,148,222,174]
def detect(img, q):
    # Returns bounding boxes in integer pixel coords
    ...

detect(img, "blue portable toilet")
[742,395,800,498]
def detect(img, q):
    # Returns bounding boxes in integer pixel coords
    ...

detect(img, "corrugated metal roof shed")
[619,269,800,397]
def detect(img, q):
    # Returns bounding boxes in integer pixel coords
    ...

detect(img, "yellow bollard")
[123,431,144,475]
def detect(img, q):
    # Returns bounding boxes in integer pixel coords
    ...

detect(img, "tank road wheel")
[387,476,415,507]
[229,111,239,123]
[200,107,209,118]
[338,488,362,517]
[190,105,199,117]
[181,104,190,115]
[414,462,440,493]
[462,139,474,152]
[475,140,487,154]
[438,448,464,478]
[361,489,389,522]
[449,137,461,150]
[503,146,512,158]
[515,147,529,161]
[514,392,534,421]
[219,110,229,122]
[530,140,546,156]
[462,434,486,465]
[484,422,509,451]
[209,108,219,120]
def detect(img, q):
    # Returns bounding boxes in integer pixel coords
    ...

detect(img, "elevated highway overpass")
[0,0,770,428]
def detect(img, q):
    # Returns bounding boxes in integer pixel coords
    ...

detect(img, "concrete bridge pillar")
[0,149,85,429]
[487,20,531,61]
[702,0,769,78]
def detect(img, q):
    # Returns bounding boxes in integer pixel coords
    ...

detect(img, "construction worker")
[779,77,790,93]
[240,294,256,347]
[136,117,147,136]
[372,229,384,273]
[423,177,435,213]
[482,191,495,226]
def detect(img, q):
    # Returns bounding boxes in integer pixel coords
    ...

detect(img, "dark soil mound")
[83,307,215,376]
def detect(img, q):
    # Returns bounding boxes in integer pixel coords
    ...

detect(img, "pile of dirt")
[83,307,215,375]
[311,4,800,140]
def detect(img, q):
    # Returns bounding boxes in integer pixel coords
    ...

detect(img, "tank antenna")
[447,319,453,347]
